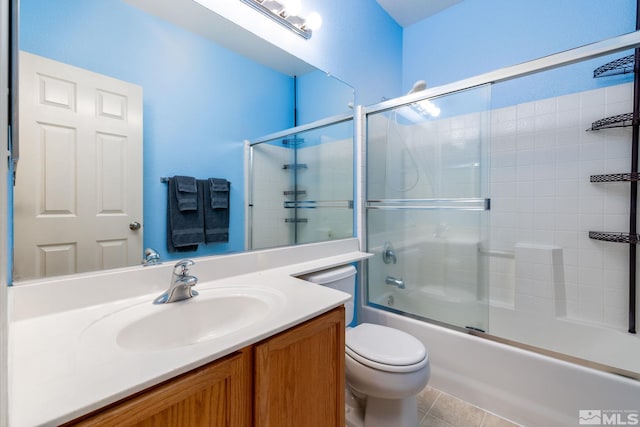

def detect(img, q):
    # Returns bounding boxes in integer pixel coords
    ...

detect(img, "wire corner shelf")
[589,231,640,244]
[282,163,308,170]
[590,172,640,183]
[587,112,634,131]
[593,54,636,78]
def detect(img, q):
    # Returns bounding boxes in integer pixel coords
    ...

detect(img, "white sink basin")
[81,286,286,352]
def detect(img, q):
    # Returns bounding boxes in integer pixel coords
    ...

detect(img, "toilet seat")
[346,323,428,373]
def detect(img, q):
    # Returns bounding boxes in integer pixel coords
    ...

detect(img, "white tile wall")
[296,138,354,244]
[513,243,564,317]
[250,143,291,249]
[251,138,353,250]
[366,82,634,332]
[489,82,634,330]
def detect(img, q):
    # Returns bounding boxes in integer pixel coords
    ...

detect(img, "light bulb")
[281,0,302,16]
[305,12,322,30]
[262,0,283,14]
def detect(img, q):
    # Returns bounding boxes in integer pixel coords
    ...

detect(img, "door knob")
[129,221,141,231]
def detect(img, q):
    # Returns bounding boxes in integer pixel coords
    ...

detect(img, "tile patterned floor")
[417,386,521,427]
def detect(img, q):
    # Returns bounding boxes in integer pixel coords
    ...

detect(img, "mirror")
[12,0,354,282]
[249,118,355,251]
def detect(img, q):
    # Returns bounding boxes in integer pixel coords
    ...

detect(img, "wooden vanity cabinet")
[66,348,253,427]
[254,306,345,427]
[65,307,344,427]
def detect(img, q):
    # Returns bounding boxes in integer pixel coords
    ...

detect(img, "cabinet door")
[254,307,345,427]
[67,349,252,427]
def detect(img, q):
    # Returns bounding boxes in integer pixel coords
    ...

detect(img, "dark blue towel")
[208,178,229,209]
[174,175,198,211]
[167,177,204,252]
[200,179,229,243]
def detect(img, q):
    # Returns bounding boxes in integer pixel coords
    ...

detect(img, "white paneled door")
[14,51,143,280]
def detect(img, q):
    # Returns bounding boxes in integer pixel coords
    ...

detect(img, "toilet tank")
[301,265,356,325]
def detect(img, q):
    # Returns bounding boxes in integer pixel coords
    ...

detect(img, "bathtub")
[364,234,640,425]
[360,300,640,427]
[374,286,640,376]
[374,286,488,332]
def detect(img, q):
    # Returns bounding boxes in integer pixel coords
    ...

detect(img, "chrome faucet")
[142,247,161,266]
[382,242,397,264]
[153,259,199,304]
[385,275,405,289]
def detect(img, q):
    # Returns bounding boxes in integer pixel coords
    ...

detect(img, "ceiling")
[125,0,465,76]
[124,0,316,76]
[375,0,463,27]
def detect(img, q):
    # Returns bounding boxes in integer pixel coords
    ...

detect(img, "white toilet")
[303,265,430,427]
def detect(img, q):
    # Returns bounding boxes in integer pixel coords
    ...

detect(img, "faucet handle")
[173,259,195,276]
[382,242,397,264]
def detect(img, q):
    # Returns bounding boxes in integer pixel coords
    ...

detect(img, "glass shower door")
[293,120,354,245]
[249,116,354,250]
[366,85,491,331]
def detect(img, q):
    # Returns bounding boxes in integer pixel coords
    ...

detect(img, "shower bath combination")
[363,31,640,382]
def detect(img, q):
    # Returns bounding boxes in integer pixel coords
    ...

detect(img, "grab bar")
[284,200,354,209]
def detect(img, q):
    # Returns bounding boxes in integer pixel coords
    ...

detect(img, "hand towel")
[200,179,230,243]
[167,177,204,252]
[174,175,198,212]
[208,178,230,209]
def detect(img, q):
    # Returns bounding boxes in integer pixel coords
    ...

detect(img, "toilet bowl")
[302,266,430,427]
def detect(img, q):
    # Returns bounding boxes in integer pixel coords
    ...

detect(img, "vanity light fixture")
[240,0,322,39]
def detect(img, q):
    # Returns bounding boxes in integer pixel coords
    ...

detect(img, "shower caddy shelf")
[587,112,634,131]
[284,218,308,223]
[282,163,307,170]
[283,190,307,196]
[282,133,308,229]
[587,114,635,183]
[587,50,639,334]
[588,231,640,244]
[589,172,640,183]
[593,54,635,78]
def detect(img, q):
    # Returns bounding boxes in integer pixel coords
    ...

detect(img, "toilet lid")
[346,323,427,370]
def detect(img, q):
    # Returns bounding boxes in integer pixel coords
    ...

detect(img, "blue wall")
[403,0,636,107]
[219,0,404,105]
[290,0,404,105]
[296,70,354,125]
[20,0,295,262]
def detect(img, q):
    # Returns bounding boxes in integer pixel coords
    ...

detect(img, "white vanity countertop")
[9,238,372,427]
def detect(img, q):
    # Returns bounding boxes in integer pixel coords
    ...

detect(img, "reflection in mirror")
[12,0,354,283]
[249,116,355,250]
